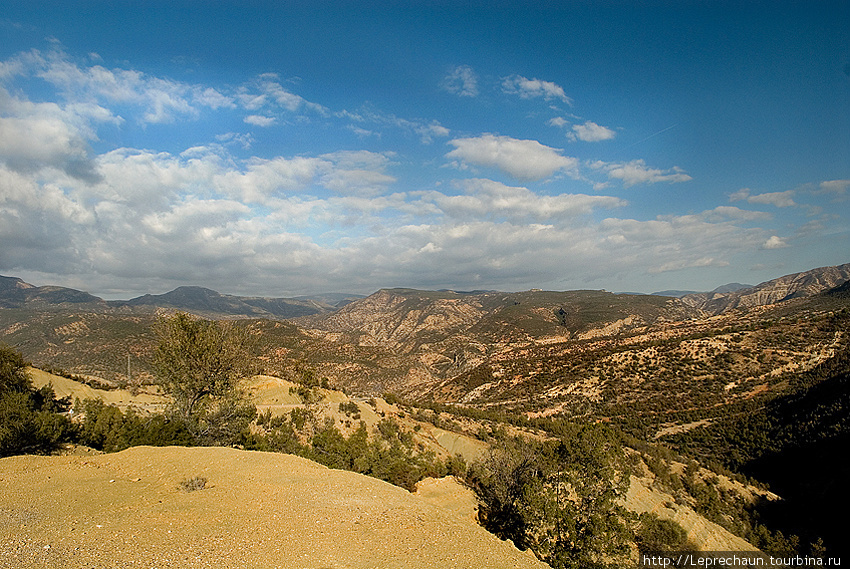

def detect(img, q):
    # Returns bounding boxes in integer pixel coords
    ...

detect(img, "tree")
[152,313,256,445]
[0,344,31,393]
[469,424,633,569]
[0,344,73,457]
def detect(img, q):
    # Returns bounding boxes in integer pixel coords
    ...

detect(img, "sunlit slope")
[0,446,545,569]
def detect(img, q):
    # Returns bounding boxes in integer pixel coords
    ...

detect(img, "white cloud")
[593,159,692,187]
[416,121,451,143]
[441,65,478,97]
[340,106,450,144]
[36,54,210,124]
[501,75,572,104]
[650,257,730,274]
[446,134,578,181]
[570,120,616,142]
[761,235,789,249]
[244,115,276,127]
[0,138,782,296]
[0,46,830,297]
[748,191,796,208]
[419,178,624,221]
[729,188,752,202]
[0,89,109,182]
[817,179,850,194]
[731,188,796,208]
[697,206,771,223]
[252,74,327,115]
[142,198,251,235]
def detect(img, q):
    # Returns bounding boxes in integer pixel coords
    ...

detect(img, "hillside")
[8,366,776,565]
[681,263,850,314]
[298,287,702,396]
[3,263,850,415]
[434,292,850,434]
[0,446,546,569]
[116,286,342,319]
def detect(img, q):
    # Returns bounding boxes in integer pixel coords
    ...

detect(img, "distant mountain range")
[0,277,362,319]
[2,261,849,320]
[651,283,752,298]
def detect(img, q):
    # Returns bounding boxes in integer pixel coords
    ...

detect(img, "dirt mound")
[0,446,545,569]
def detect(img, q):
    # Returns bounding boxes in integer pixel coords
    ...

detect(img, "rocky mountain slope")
[681,263,850,314]
[298,287,702,393]
[2,263,849,413]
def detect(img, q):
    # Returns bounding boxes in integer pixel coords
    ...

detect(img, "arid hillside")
[3,263,850,424]
[681,263,850,314]
[0,446,546,569]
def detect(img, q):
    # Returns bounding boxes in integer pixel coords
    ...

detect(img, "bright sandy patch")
[0,446,545,569]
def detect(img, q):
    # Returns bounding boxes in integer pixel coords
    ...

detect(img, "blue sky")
[1,1,848,298]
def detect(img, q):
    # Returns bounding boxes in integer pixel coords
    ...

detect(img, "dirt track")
[0,446,545,569]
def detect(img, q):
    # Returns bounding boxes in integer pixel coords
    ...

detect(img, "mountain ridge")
[680,263,850,314]
[0,278,363,319]
[3,261,848,319]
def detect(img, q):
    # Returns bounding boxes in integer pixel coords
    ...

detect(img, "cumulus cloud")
[748,191,796,208]
[446,134,578,181]
[696,206,771,223]
[0,89,106,182]
[501,75,572,104]
[30,50,230,123]
[441,65,479,97]
[592,159,692,187]
[569,120,616,142]
[0,45,826,297]
[761,235,789,249]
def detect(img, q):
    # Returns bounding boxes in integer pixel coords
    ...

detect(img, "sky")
[0,1,848,299]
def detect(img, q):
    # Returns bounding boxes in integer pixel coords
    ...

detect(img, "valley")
[2,262,850,565]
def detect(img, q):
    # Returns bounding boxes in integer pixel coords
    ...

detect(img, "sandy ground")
[0,446,545,569]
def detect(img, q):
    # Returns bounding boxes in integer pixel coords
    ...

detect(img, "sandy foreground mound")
[0,446,545,569]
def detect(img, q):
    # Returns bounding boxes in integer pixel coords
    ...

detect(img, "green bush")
[467,424,633,569]
[636,513,691,553]
[0,345,73,457]
[77,399,193,452]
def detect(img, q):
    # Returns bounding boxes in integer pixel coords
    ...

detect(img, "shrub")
[0,345,73,457]
[77,399,193,452]
[178,476,207,492]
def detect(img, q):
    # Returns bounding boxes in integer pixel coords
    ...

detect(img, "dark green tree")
[0,344,73,456]
[469,424,633,569]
